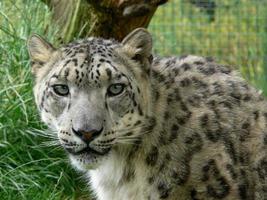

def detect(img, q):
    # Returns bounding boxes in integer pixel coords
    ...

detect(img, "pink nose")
[72,127,103,143]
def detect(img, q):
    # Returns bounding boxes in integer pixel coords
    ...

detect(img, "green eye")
[107,83,125,96]
[52,84,69,96]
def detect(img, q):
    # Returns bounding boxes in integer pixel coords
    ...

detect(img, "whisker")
[48,146,63,152]
[116,129,152,145]
[116,139,139,144]
[27,129,58,140]
[117,127,152,139]
[114,124,148,134]
[41,140,61,147]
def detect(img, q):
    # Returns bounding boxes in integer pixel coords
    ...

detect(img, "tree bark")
[41,0,168,42]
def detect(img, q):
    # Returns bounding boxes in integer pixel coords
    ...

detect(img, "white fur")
[87,152,149,200]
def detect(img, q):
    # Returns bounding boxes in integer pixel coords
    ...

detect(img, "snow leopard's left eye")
[107,83,125,97]
[52,84,69,96]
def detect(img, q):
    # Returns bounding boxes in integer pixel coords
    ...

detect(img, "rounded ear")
[121,28,152,60]
[27,34,55,64]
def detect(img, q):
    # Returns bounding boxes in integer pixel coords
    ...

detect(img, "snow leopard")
[28,28,267,199]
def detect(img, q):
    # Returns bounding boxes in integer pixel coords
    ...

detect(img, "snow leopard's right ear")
[27,34,56,74]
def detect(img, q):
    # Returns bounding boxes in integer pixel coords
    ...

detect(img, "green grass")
[1,0,267,199]
[0,0,87,199]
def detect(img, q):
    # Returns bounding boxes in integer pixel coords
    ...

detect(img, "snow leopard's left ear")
[121,28,152,63]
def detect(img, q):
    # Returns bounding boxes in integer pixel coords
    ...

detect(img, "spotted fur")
[28,28,267,199]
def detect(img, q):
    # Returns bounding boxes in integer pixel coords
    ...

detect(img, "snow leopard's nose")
[72,127,103,144]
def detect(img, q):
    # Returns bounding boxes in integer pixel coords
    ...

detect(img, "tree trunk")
[41,0,168,42]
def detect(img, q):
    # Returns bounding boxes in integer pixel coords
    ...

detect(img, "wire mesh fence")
[149,0,267,90]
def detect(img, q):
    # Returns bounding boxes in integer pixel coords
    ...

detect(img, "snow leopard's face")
[28,29,153,170]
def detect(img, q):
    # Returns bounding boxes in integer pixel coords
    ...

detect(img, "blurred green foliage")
[149,0,267,94]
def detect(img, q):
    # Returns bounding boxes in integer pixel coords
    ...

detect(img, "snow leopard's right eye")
[52,84,69,96]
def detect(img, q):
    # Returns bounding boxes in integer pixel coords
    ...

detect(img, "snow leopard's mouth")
[66,146,111,156]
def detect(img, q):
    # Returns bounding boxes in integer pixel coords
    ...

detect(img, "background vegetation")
[1,0,267,199]
[0,1,87,199]
[150,0,267,94]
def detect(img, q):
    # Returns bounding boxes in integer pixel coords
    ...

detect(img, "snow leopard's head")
[28,28,155,170]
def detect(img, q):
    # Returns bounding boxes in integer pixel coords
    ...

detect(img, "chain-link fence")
[149,0,267,91]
